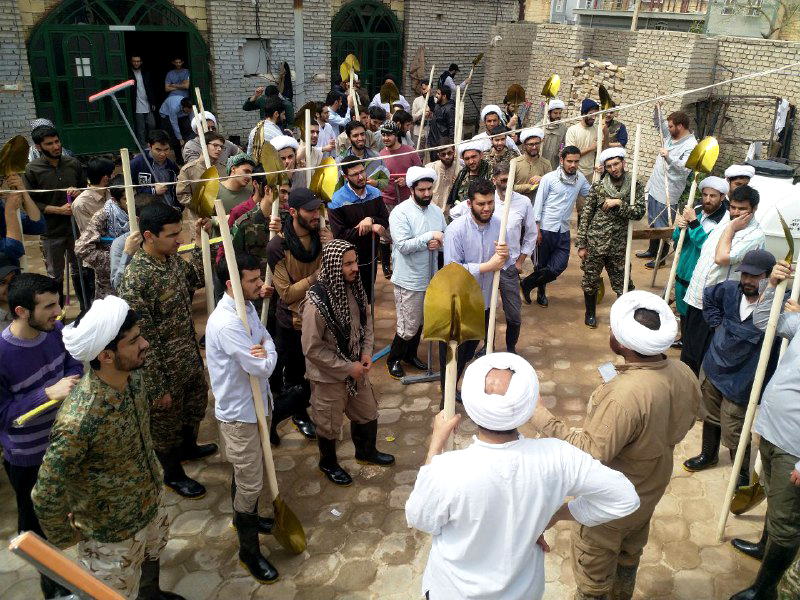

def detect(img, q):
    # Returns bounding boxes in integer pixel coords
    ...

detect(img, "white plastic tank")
[750,161,800,260]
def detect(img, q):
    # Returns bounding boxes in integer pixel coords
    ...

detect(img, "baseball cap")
[288,188,322,211]
[449,63,459,72]
[736,249,776,276]
[0,253,21,280]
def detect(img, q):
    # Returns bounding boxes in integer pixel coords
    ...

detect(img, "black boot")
[387,335,406,379]
[156,450,206,499]
[404,327,427,370]
[584,292,597,328]
[230,479,274,535]
[178,423,218,462]
[683,422,721,472]
[520,270,545,305]
[731,447,751,488]
[537,285,549,307]
[636,239,659,259]
[317,437,353,485]
[269,384,305,446]
[505,323,521,354]
[234,509,279,584]
[380,243,392,278]
[40,574,71,599]
[291,407,317,440]
[732,520,768,561]
[137,559,186,599]
[352,420,395,466]
[729,540,800,599]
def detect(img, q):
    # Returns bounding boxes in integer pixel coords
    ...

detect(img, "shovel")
[258,142,288,325]
[593,85,615,184]
[191,103,218,317]
[662,136,719,303]
[416,64,436,152]
[423,263,485,450]
[215,199,306,554]
[716,212,793,540]
[622,125,642,294]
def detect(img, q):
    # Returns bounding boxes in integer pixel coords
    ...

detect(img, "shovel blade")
[310,157,339,204]
[685,136,719,174]
[271,495,306,554]
[260,141,288,188]
[730,473,766,515]
[472,52,484,67]
[0,135,30,175]
[506,83,525,106]
[190,166,219,219]
[423,263,485,345]
[541,74,561,99]
[599,84,615,111]
[345,53,360,71]
[380,81,400,106]
[778,210,794,263]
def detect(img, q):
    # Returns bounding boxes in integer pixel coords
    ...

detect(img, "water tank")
[751,168,800,260]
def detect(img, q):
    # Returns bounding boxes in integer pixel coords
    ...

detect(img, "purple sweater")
[0,322,83,466]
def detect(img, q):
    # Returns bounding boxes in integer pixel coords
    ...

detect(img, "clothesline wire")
[3,58,799,196]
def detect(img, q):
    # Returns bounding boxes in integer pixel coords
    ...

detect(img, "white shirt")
[645,120,698,205]
[684,215,766,310]
[533,169,592,233]
[327,106,351,137]
[316,122,336,158]
[133,70,149,114]
[246,119,283,156]
[368,92,410,114]
[739,294,757,321]
[205,294,278,423]
[405,436,640,600]
[389,198,447,291]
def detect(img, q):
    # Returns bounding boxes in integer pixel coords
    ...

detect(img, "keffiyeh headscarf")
[104,199,130,238]
[307,239,369,396]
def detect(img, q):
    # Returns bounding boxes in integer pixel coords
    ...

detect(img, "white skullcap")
[63,296,130,363]
[406,166,437,187]
[462,353,539,431]
[724,164,755,180]
[548,99,565,111]
[519,128,545,143]
[699,176,729,196]
[610,291,677,356]
[459,139,485,157]
[480,104,504,123]
[598,147,625,164]
[270,135,299,152]
[191,111,216,134]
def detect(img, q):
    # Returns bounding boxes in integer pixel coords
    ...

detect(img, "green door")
[331,0,403,97]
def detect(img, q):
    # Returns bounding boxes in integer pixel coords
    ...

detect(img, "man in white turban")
[480,105,519,155]
[511,127,552,202]
[182,110,241,166]
[406,353,640,600]
[533,290,700,600]
[540,98,567,168]
[33,297,186,600]
[724,163,755,194]
[447,139,492,206]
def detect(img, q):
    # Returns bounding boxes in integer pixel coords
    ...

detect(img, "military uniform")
[447,160,492,208]
[32,370,168,598]
[232,207,271,275]
[482,147,516,172]
[576,175,645,296]
[117,248,208,452]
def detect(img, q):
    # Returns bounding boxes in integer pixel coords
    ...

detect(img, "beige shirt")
[533,358,700,525]
[176,158,221,219]
[540,121,567,170]
[300,288,374,384]
[511,154,552,199]
[425,159,458,211]
[271,233,320,331]
[565,122,599,180]
[72,188,108,233]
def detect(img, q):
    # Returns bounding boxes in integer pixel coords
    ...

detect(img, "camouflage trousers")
[779,554,800,599]
[151,368,209,452]
[580,250,632,296]
[77,494,169,600]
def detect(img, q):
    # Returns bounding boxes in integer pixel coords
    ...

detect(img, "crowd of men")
[0,54,799,600]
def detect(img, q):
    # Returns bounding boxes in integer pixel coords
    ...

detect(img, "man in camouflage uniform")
[32,296,185,600]
[576,147,645,328]
[448,140,492,208]
[482,124,517,173]
[117,203,216,499]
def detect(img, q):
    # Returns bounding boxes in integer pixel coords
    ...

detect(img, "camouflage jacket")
[31,370,163,546]
[482,147,516,172]
[448,160,492,207]
[232,206,271,275]
[575,174,646,255]
[117,247,205,400]
[74,208,117,299]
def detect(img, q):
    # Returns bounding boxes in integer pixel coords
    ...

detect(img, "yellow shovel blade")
[685,136,719,174]
[260,140,288,188]
[294,102,316,139]
[380,81,400,106]
[506,83,525,107]
[596,278,605,304]
[271,495,306,554]
[310,157,339,204]
[472,53,484,67]
[0,135,30,175]
[339,62,351,83]
[190,166,219,219]
[345,53,360,71]
[599,84,615,111]
[541,74,561,99]
[730,472,766,515]
[778,211,794,263]
[423,263,486,345]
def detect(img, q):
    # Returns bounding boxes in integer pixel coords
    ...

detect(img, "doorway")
[124,31,190,116]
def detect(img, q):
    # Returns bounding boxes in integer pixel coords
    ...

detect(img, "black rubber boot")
[387,335,406,379]
[291,408,317,440]
[520,270,544,305]
[156,450,206,499]
[352,420,395,466]
[505,323,521,354]
[537,285,548,307]
[683,422,721,472]
[732,519,768,561]
[230,479,274,535]
[731,447,751,488]
[317,437,353,485]
[380,243,392,278]
[234,510,279,584]
[178,423,218,462]
[584,292,597,328]
[269,384,305,446]
[404,327,427,370]
[729,540,800,599]
[611,563,639,600]
[137,559,186,599]
[40,574,71,598]
[636,239,659,259]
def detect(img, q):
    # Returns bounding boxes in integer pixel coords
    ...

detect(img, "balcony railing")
[581,0,707,13]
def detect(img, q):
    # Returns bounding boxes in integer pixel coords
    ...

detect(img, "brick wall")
[566,59,626,117]
[524,0,550,23]
[0,0,35,141]
[586,28,634,65]
[482,22,538,114]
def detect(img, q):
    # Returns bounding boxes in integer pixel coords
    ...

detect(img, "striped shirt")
[0,322,84,466]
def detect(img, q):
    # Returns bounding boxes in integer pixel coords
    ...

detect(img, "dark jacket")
[129,151,179,209]
[129,67,156,113]
[23,155,86,239]
[242,94,295,126]
[427,99,456,148]
[328,184,389,265]
[702,280,782,405]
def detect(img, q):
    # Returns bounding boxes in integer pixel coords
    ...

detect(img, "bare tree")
[747,0,800,39]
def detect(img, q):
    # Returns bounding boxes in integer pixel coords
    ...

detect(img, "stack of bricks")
[566,59,626,118]
[0,0,36,140]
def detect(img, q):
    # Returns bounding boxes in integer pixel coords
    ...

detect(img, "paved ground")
[1,232,764,599]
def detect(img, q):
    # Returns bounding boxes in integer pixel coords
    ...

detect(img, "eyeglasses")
[208,143,224,149]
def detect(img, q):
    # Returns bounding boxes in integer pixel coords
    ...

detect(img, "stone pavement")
[1,237,764,599]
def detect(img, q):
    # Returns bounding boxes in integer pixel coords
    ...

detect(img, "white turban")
[519,128,544,143]
[63,296,130,363]
[459,139,485,157]
[480,104,504,123]
[548,99,565,112]
[462,353,539,431]
[406,166,437,187]
[270,135,299,152]
[191,111,217,134]
[470,132,492,152]
[610,291,677,356]
[724,164,755,180]
[699,176,729,196]
[598,147,625,164]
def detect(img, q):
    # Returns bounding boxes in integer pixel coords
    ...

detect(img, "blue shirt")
[158,95,187,140]
[389,198,447,292]
[533,170,591,234]
[444,213,502,308]
[0,200,46,262]
[165,68,189,98]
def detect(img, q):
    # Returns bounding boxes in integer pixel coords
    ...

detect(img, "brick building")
[0,0,517,155]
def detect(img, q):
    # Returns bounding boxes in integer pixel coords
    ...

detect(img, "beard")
[29,313,56,332]
[413,193,432,207]
[741,283,759,298]
[114,350,147,372]
[40,146,61,159]
[471,206,492,224]
[296,213,320,231]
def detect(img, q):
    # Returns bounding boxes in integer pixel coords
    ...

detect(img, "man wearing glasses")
[511,128,552,203]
